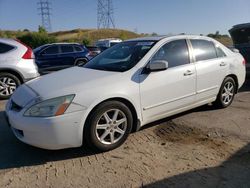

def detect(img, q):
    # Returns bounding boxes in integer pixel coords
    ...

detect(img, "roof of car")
[0,38,16,43]
[126,34,212,42]
[229,23,250,32]
[49,43,81,45]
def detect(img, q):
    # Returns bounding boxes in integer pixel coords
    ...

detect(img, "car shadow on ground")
[0,111,98,170]
[144,143,250,188]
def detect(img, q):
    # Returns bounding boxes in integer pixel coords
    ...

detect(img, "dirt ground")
[0,78,249,188]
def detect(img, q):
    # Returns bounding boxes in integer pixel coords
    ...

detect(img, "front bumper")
[5,107,85,150]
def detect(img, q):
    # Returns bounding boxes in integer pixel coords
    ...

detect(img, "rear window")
[74,46,83,52]
[216,46,226,58]
[61,45,74,53]
[191,40,217,61]
[0,42,15,53]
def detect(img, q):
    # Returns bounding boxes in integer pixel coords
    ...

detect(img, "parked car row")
[0,38,122,99]
[34,43,92,74]
[4,35,246,152]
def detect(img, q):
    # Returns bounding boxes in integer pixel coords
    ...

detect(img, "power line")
[97,0,115,29]
[38,0,52,32]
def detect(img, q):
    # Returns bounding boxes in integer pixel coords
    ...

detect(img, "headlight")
[24,95,75,117]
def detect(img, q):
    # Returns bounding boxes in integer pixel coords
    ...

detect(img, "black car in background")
[229,23,250,73]
[34,43,91,74]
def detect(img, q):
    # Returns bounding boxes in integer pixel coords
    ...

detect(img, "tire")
[75,59,88,66]
[84,101,133,152]
[214,77,236,108]
[0,72,21,100]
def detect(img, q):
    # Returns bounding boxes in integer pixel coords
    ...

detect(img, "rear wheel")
[0,73,21,100]
[75,59,88,66]
[84,101,133,152]
[214,77,236,108]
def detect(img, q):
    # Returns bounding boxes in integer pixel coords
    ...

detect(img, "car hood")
[25,67,120,99]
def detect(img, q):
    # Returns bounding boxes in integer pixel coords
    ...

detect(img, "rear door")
[58,45,76,67]
[189,39,228,102]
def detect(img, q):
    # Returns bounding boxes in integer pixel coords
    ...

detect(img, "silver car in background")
[0,38,40,99]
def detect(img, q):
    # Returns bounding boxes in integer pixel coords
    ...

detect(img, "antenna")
[38,0,52,32]
[97,0,115,29]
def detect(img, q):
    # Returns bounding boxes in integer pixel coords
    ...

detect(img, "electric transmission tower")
[97,0,115,29]
[38,0,52,32]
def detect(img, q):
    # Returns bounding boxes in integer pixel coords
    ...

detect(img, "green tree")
[38,26,47,34]
[18,32,57,48]
[82,38,91,46]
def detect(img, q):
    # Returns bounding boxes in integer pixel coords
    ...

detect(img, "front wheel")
[84,101,133,152]
[214,77,236,108]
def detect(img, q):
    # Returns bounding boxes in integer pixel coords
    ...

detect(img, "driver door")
[139,39,196,123]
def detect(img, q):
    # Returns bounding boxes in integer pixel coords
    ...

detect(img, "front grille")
[10,100,23,112]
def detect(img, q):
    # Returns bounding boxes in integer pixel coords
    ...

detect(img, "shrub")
[18,32,57,48]
[82,37,91,46]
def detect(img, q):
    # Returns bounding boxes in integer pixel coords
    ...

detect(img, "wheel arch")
[74,58,88,66]
[226,74,239,93]
[83,97,141,137]
[0,68,24,83]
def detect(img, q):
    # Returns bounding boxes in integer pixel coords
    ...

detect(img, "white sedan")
[5,35,246,151]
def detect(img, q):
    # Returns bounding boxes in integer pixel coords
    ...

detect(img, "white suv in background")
[5,35,246,151]
[0,38,39,99]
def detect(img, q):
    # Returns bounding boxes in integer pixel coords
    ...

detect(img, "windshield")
[84,41,156,72]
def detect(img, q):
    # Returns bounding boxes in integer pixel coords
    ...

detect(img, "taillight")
[22,46,34,59]
[243,59,246,66]
[14,39,34,59]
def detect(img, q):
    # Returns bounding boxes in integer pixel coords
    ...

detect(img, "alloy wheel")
[95,109,127,145]
[0,77,17,96]
[222,81,234,105]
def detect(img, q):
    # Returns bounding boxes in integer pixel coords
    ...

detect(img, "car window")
[216,46,226,58]
[84,41,156,72]
[42,46,59,55]
[0,42,15,53]
[75,46,83,52]
[61,45,74,53]
[191,39,217,61]
[151,39,190,68]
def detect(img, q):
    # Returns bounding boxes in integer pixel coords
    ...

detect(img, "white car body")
[0,38,39,81]
[95,38,122,48]
[5,35,246,150]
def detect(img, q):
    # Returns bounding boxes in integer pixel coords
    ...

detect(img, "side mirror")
[144,60,168,74]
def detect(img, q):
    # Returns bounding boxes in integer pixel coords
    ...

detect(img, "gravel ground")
[0,78,249,188]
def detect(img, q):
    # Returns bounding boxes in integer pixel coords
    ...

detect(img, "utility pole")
[97,0,115,29]
[38,0,52,32]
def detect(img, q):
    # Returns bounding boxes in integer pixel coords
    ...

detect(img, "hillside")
[50,29,142,44]
[0,29,233,47]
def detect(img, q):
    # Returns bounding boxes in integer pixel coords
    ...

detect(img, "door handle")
[220,62,227,66]
[184,70,194,76]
